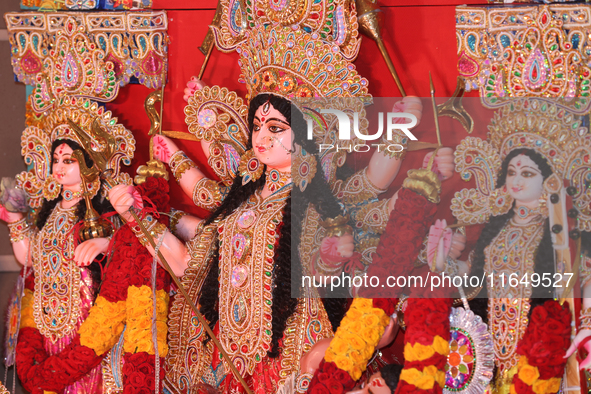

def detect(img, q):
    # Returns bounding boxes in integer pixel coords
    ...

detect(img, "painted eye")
[507,169,516,176]
[522,171,534,178]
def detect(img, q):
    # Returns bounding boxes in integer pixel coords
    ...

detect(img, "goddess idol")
[107,24,372,394]
[0,96,135,393]
[449,98,591,393]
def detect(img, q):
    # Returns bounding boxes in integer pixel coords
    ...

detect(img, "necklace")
[265,169,291,193]
[514,205,542,221]
[62,189,83,201]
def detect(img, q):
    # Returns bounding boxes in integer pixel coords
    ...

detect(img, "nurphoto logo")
[306,109,418,153]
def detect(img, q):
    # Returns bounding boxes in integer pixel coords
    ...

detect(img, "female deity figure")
[448,98,591,393]
[107,24,391,394]
[0,97,135,393]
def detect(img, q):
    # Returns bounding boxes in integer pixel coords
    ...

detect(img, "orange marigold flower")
[518,364,540,386]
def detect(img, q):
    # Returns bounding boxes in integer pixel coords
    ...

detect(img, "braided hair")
[199,94,347,358]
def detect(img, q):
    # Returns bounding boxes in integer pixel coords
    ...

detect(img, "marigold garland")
[325,298,390,380]
[509,300,571,394]
[78,296,126,356]
[20,288,35,329]
[15,177,173,394]
[309,187,450,394]
[124,286,169,356]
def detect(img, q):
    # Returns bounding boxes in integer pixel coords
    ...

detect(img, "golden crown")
[237,24,370,101]
[18,96,135,208]
[212,0,361,61]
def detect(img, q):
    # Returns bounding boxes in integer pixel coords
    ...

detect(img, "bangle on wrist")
[169,209,188,235]
[170,150,198,182]
[8,217,31,243]
[130,213,167,248]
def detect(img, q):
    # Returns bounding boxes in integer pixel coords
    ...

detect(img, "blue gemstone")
[500,35,510,48]
[467,34,476,52]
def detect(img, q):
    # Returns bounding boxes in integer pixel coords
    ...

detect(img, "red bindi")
[517,161,521,167]
[261,117,265,122]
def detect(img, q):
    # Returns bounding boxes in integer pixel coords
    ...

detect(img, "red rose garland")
[15,177,172,393]
[309,187,453,394]
[510,300,571,394]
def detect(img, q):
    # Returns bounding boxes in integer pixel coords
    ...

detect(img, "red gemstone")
[549,150,556,157]
[28,142,34,149]
[257,10,264,16]
[241,345,248,353]
[465,199,473,207]
[584,155,590,163]
[121,143,126,150]
[231,343,238,351]
[466,156,472,164]
[520,137,526,143]
[542,13,548,24]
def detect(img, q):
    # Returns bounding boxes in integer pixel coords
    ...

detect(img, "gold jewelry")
[292,144,316,192]
[402,168,441,204]
[169,150,197,182]
[192,178,223,211]
[581,307,591,331]
[62,189,83,201]
[489,185,513,217]
[43,176,61,201]
[130,213,167,248]
[30,205,81,342]
[395,296,409,330]
[8,217,31,243]
[169,209,188,236]
[265,168,291,193]
[320,215,352,238]
[238,149,263,185]
[315,254,342,276]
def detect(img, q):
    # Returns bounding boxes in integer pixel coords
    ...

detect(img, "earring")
[43,176,61,201]
[489,185,513,217]
[292,144,317,192]
[238,149,264,185]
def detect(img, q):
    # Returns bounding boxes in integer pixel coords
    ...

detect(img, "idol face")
[252,102,292,172]
[52,143,82,191]
[505,154,544,205]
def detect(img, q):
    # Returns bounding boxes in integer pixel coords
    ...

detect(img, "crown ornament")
[451,98,591,231]
[212,0,361,61]
[17,96,135,208]
[456,5,591,113]
[237,24,369,101]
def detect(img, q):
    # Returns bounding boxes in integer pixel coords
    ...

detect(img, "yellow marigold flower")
[400,368,423,384]
[353,298,372,309]
[20,289,35,329]
[347,309,363,321]
[329,338,350,354]
[432,336,450,356]
[435,371,446,387]
[350,365,363,381]
[362,314,380,328]
[518,356,528,369]
[349,350,366,364]
[510,385,518,394]
[362,328,380,345]
[348,335,367,351]
[415,374,435,390]
[546,378,561,393]
[405,343,435,361]
[518,364,540,386]
[532,379,550,394]
[334,355,354,373]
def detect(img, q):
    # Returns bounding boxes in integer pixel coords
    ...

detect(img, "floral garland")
[15,177,172,393]
[397,297,451,394]
[308,186,452,394]
[510,300,571,394]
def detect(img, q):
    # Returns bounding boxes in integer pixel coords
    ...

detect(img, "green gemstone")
[255,354,260,361]
[550,44,558,51]
[84,101,89,108]
[265,271,271,277]
[265,329,271,336]
[555,73,563,78]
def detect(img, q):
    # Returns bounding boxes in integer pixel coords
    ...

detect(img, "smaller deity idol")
[1,97,135,393]
[450,98,591,394]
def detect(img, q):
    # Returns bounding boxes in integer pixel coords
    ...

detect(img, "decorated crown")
[452,98,591,231]
[212,0,361,61]
[237,24,369,101]
[17,96,135,208]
